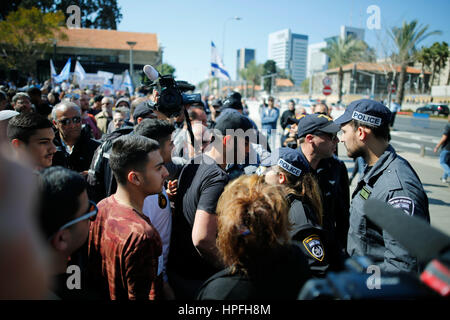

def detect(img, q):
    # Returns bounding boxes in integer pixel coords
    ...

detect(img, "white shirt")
[142,187,172,282]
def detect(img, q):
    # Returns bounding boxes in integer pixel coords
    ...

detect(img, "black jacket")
[52,127,100,173]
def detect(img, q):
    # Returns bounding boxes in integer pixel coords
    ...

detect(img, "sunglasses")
[58,116,81,126]
[48,200,98,241]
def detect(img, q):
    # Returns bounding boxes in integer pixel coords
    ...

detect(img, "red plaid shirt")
[88,195,163,300]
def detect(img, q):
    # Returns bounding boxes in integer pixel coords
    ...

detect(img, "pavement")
[246,100,450,236]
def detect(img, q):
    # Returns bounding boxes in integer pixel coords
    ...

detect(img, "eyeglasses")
[57,116,81,126]
[48,200,98,241]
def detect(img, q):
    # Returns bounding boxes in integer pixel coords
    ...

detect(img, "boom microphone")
[143,64,160,81]
[363,199,450,264]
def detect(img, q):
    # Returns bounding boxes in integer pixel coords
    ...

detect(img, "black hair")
[134,119,175,143]
[351,119,391,141]
[7,112,53,143]
[27,87,41,97]
[38,166,87,239]
[109,134,160,185]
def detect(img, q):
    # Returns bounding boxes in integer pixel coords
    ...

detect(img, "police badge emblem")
[302,234,325,262]
[158,192,167,209]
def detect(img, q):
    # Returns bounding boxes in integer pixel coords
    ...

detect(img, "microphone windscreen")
[364,199,450,263]
[143,65,159,81]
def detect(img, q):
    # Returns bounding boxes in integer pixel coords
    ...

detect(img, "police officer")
[296,113,350,271]
[259,147,329,277]
[335,99,430,274]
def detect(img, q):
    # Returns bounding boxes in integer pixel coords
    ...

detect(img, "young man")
[335,99,430,274]
[88,135,169,300]
[296,114,350,270]
[134,119,175,297]
[168,112,254,299]
[37,166,97,299]
[7,112,57,170]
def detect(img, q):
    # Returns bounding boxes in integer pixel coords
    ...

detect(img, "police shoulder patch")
[302,234,325,261]
[387,196,415,216]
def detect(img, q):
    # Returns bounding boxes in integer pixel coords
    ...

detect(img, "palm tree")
[240,60,263,97]
[430,42,449,86]
[416,46,432,93]
[389,20,441,105]
[321,36,370,102]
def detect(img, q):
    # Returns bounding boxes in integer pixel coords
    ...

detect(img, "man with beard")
[335,99,429,274]
[52,102,100,176]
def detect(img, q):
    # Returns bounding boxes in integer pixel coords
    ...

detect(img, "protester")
[7,112,57,170]
[335,99,430,273]
[88,135,169,300]
[0,151,50,299]
[168,112,254,299]
[11,92,33,113]
[134,119,176,299]
[37,166,97,299]
[52,102,100,176]
[95,97,113,135]
[79,92,101,139]
[27,87,52,117]
[197,174,311,300]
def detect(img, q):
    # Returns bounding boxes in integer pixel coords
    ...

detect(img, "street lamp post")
[222,16,241,67]
[221,16,241,93]
[126,41,137,86]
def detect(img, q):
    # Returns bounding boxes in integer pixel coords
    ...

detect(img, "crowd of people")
[0,76,435,300]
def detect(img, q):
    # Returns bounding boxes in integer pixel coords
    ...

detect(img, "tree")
[321,36,369,102]
[0,7,66,77]
[389,20,441,105]
[429,42,449,86]
[156,63,176,77]
[1,0,123,30]
[240,60,262,97]
[262,59,277,94]
[415,46,432,93]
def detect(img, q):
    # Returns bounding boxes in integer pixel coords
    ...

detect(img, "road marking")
[390,131,440,144]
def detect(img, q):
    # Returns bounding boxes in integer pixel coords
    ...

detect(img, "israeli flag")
[50,59,57,79]
[211,41,231,80]
[120,69,134,94]
[53,58,71,83]
[74,60,86,82]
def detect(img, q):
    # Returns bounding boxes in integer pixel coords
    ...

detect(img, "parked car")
[416,104,449,116]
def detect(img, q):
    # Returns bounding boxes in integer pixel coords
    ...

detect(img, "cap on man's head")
[0,110,19,121]
[260,147,310,177]
[334,99,392,127]
[214,112,253,135]
[221,91,243,110]
[133,100,156,120]
[297,113,340,138]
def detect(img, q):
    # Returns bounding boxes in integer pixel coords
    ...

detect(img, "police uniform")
[260,147,329,277]
[335,99,430,274]
[296,114,350,271]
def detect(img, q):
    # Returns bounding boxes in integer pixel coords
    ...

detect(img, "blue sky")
[117,0,450,86]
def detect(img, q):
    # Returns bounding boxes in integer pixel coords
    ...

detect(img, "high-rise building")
[340,25,365,41]
[307,42,330,77]
[236,48,255,80]
[307,26,365,79]
[268,29,308,85]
